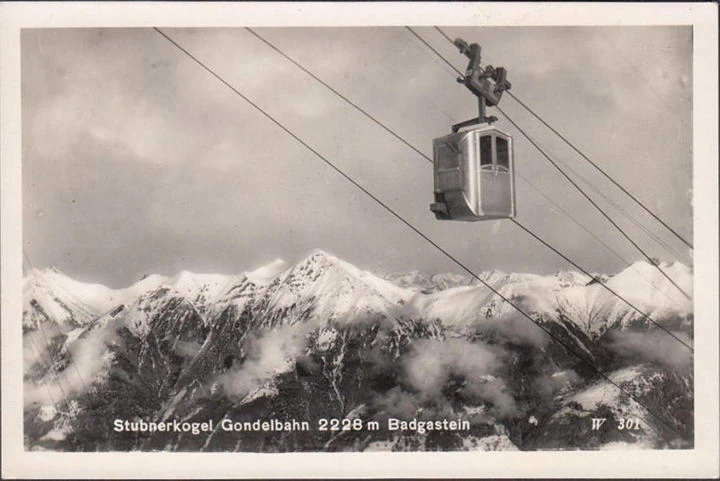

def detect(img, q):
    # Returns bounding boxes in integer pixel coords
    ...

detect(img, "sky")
[22,26,693,288]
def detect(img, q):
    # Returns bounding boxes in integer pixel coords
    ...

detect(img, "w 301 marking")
[590,417,641,431]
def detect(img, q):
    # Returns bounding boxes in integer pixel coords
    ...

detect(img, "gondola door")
[477,131,515,219]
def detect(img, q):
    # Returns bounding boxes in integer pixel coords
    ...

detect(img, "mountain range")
[23,250,694,451]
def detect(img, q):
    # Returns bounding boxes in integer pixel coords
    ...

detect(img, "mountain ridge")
[24,251,693,333]
[22,251,694,452]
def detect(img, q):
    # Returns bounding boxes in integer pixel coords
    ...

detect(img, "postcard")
[1,2,717,478]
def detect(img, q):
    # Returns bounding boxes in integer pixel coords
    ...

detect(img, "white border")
[1,2,718,478]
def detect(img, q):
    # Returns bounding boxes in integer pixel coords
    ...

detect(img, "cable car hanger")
[451,38,511,132]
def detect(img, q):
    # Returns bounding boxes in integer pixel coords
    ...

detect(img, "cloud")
[218,321,316,398]
[23,320,121,407]
[604,328,693,371]
[403,338,499,397]
[400,338,519,419]
[460,377,518,419]
[371,385,423,419]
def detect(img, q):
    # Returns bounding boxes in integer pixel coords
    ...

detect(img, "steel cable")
[153,27,689,438]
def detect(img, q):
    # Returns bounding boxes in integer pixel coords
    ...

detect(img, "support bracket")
[451,38,510,132]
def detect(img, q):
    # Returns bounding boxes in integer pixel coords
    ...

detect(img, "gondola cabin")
[430,126,516,221]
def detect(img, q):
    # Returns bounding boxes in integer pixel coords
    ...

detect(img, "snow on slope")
[380,271,472,293]
[406,285,501,326]
[404,261,691,338]
[30,268,115,311]
[23,269,100,329]
[209,259,292,318]
[168,272,236,298]
[258,250,413,323]
[119,261,292,334]
[23,268,168,330]
[164,271,240,317]
[246,258,288,283]
[123,286,173,338]
[556,261,692,336]
[110,274,168,310]
[603,261,692,310]
[404,269,590,327]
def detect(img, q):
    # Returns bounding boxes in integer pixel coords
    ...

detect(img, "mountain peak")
[303,248,338,264]
[288,249,347,275]
[257,249,412,323]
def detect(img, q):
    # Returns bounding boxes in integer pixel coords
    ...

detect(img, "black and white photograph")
[1,2,718,478]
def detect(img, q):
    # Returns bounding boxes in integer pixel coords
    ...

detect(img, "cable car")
[430,125,515,221]
[430,38,515,222]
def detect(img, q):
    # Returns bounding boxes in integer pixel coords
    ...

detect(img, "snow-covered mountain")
[22,251,694,452]
[249,250,412,327]
[23,268,166,330]
[402,261,691,339]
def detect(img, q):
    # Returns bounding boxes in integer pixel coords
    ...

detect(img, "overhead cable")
[153,27,687,438]
[245,27,433,164]
[507,90,693,249]
[406,26,463,76]
[497,105,693,301]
